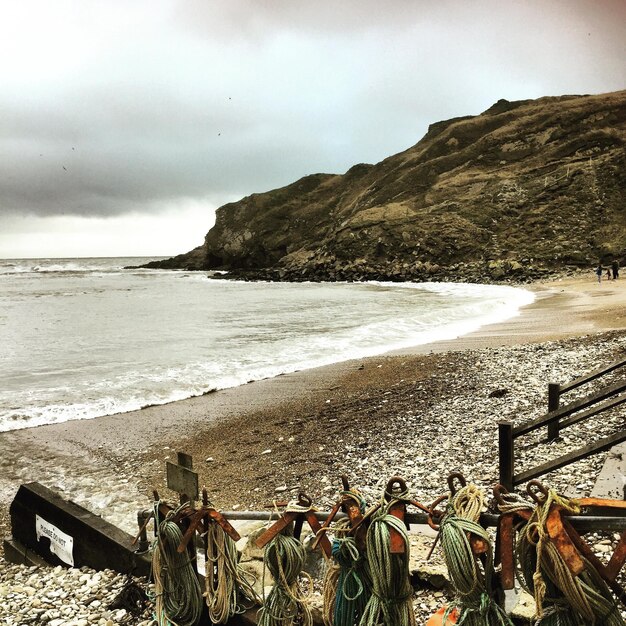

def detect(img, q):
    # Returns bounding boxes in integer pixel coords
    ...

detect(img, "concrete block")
[591,442,626,500]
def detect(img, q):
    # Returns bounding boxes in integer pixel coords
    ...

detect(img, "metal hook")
[427,494,448,531]
[447,472,467,496]
[527,480,548,504]
[384,476,408,501]
[297,492,313,508]
[493,483,510,506]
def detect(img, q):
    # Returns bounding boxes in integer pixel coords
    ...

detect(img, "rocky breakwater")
[210,257,583,284]
[143,90,626,282]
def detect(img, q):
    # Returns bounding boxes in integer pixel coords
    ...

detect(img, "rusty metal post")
[547,383,561,441]
[499,421,514,491]
[135,510,151,553]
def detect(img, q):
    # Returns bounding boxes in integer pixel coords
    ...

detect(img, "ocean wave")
[0,257,169,275]
[0,275,534,432]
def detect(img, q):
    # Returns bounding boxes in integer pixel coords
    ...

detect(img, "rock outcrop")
[144,90,626,282]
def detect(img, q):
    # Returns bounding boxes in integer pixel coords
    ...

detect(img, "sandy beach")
[1,273,626,543]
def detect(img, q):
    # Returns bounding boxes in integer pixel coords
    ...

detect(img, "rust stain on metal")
[605,530,626,581]
[577,497,626,510]
[305,512,331,557]
[387,501,407,554]
[546,507,584,576]
[497,514,515,590]
[255,511,298,549]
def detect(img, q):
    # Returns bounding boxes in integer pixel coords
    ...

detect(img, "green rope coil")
[258,532,313,626]
[358,497,416,626]
[322,488,371,626]
[439,484,513,626]
[331,532,371,626]
[151,505,203,626]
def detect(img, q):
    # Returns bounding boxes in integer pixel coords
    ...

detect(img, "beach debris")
[107,574,149,616]
[205,457,214,463]
[261,449,272,455]
[488,388,509,398]
[274,485,288,493]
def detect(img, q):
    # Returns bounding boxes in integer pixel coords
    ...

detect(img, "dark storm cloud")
[0,0,624,222]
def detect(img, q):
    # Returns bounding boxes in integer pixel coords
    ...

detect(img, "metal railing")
[498,355,626,490]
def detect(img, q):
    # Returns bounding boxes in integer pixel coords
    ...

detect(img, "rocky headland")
[143,90,626,283]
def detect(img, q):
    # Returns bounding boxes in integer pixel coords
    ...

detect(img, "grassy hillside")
[146,91,626,282]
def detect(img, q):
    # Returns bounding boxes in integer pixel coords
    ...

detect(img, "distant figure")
[607,268,612,280]
[612,259,620,280]
[595,263,603,284]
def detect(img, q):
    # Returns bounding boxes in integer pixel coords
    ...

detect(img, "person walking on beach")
[612,259,620,279]
[595,262,603,284]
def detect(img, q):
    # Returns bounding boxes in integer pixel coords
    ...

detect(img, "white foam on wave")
[0,280,534,432]
[0,257,171,276]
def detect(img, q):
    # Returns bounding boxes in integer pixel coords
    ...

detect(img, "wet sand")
[1,274,625,540]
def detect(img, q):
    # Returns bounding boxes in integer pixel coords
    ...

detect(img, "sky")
[0,0,624,259]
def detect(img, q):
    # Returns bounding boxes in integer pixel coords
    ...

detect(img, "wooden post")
[499,422,514,491]
[166,452,198,506]
[547,383,561,441]
[167,452,198,575]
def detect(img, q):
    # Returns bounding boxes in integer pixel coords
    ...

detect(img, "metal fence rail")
[217,509,626,532]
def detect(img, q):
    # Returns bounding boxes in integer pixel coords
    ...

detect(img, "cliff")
[145,90,626,282]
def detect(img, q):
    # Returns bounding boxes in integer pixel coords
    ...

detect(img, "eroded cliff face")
[147,91,626,282]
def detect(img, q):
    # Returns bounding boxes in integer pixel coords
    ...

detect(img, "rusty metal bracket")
[312,476,367,551]
[493,483,626,604]
[255,493,331,557]
[546,506,585,576]
[384,476,409,554]
[562,517,626,607]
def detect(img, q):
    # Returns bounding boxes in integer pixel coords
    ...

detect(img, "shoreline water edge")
[1,273,625,535]
[0,258,535,433]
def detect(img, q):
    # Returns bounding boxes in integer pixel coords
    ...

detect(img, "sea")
[0,256,535,433]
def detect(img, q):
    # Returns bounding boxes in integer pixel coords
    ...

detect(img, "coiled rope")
[322,488,372,626]
[358,487,416,626]
[439,484,513,625]
[151,503,203,626]
[322,489,371,626]
[331,530,371,626]
[204,519,260,623]
[513,489,624,625]
[258,531,314,626]
[323,558,341,625]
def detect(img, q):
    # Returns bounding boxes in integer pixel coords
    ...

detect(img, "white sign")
[35,515,74,566]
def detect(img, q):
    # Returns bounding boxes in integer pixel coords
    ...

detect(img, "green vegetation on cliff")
[146,90,626,282]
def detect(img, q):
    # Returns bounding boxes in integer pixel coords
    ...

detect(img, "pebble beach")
[1,273,626,624]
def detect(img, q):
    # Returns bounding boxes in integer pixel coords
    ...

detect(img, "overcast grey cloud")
[0,0,624,257]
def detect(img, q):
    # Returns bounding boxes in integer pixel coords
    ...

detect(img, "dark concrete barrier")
[8,482,150,577]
